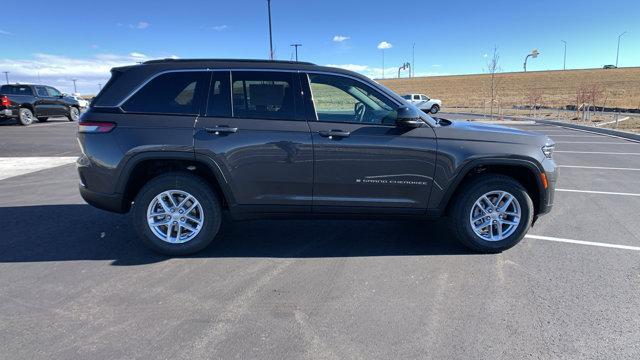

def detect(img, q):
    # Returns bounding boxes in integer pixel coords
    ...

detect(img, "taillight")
[0,95,10,107]
[78,121,116,133]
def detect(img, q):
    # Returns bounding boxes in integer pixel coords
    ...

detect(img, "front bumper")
[537,158,558,215]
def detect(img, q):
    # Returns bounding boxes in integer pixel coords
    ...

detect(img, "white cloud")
[0,29,10,35]
[130,21,149,29]
[0,53,164,94]
[91,44,100,49]
[377,41,392,50]
[170,54,180,59]
[483,53,488,58]
[432,64,441,67]
[211,25,228,31]
[129,52,147,58]
[333,35,350,42]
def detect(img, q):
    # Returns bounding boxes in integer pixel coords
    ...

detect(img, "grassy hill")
[378,67,640,111]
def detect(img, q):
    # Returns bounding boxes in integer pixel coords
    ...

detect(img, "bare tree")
[485,46,501,118]
[525,89,543,117]
[576,85,603,122]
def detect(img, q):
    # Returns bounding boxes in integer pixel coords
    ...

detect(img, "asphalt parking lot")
[1,117,639,359]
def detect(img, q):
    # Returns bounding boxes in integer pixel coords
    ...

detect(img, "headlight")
[542,144,555,158]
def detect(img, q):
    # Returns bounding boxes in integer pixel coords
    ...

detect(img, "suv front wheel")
[451,175,533,253]
[132,172,222,256]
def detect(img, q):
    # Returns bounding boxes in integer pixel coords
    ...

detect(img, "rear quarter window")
[122,71,209,115]
[1,85,34,95]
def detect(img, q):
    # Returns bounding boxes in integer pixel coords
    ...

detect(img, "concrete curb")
[534,119,640,142]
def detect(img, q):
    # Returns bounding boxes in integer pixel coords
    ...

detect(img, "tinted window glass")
[413,95,420,100]
[206,71,231,117]
[421,95,429,100]
[35,86,48,97]
[231,71,296,120]
[16,86,34,95]
[1,85,34,95]
[308,73,397,125]
[401,95,412,100]
[123,71,208,115]
[47,87,61,97]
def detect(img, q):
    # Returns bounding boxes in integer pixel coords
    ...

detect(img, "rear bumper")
[0,109,15,118]
[79,184,128,213]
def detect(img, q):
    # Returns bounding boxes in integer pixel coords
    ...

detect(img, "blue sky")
[0,0,638,93]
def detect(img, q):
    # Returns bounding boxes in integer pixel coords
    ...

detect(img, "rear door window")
[122,71,209,115]
[231,71,298,120]
[205,71,232,117]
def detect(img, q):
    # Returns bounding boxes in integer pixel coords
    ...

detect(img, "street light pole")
[71,79,78,93]
[267,0,274,60]
[290,43,301,61]
[98,83,102,92]
[2,71,8,84]
[523,49,540,72]
[616,31,627,68]
[412,42,415,78]
[561,40,567,70]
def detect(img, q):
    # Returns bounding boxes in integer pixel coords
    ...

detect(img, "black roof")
[143,58,315,66]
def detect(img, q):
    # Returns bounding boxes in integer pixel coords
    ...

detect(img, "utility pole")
[72,79,78,93]
[2,71,8,84]
[290,43,302,61]
[412,42,415,78]
[616,31,627,68]
[267,0,274,60]
[98,83,103,92]
[561,40,567,70]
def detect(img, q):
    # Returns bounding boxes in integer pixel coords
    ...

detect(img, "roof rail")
[142,58,315,66]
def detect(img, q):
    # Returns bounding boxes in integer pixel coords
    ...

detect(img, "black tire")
[67,106,80,121]
[18,108,34,126]
[37,117,49,122]
[451,174,533,253]
[430,104,440,114]
[132,172,222,256]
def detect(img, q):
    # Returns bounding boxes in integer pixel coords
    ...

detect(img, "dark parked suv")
[77,59,557,255]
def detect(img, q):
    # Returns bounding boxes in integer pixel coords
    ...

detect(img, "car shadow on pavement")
[0,204,474,266]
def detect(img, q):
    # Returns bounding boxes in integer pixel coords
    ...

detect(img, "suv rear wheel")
[451,175,533,253]
[132,172,222,256]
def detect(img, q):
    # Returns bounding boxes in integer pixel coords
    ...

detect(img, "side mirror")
[395,106,422,128]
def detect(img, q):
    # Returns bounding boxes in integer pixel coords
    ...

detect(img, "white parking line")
[525,234,640,251]
[557,188,640,197]
[549,135,606,138]
[558,165,640,171]
[550,125,640,144]
[0,157,77,180]
[555,151,640,155]
[556,141,637,144]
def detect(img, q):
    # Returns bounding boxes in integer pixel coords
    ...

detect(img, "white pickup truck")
[402,93,442,114]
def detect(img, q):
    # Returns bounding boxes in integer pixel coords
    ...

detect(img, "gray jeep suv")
[77,59,557,255]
